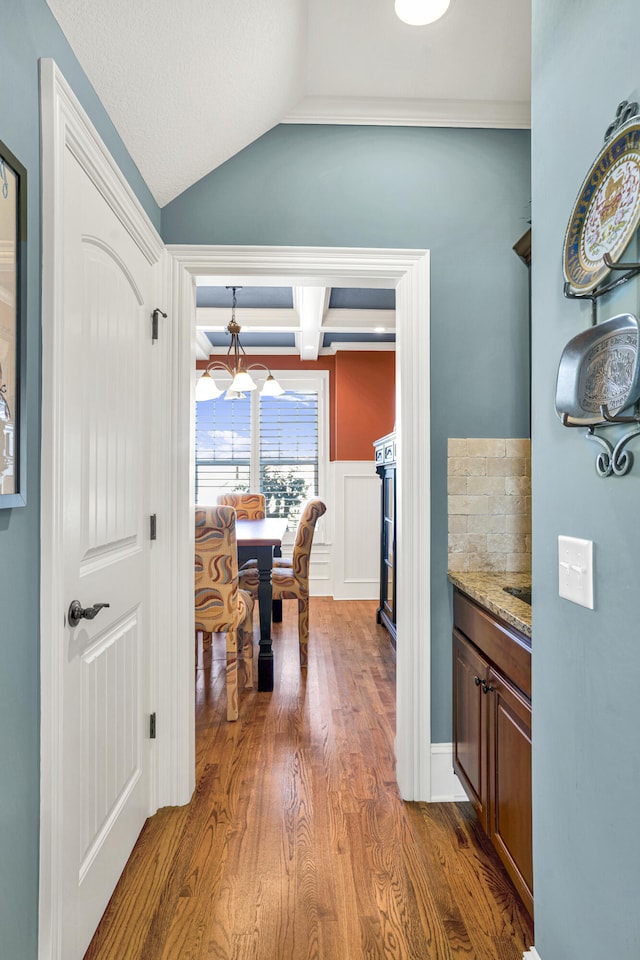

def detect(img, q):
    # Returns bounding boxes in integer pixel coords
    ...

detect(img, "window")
[195,371,327,528]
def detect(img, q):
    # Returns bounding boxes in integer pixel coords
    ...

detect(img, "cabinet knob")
[474,675,482,686]
[481,681,495,695]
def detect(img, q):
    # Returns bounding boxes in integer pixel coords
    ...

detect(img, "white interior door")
[57,146,155,959]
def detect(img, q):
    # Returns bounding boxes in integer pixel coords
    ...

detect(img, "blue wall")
[532,1,640,957]
[163,122,532,742]
[0,2,159,954]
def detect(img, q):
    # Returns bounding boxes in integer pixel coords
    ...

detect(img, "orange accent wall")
[196,350,395,461]
[334,352,395,460]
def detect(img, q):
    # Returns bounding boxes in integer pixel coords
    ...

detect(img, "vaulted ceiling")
[45,0,531,207]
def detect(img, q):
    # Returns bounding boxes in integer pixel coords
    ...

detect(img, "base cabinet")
[453,590,533,917]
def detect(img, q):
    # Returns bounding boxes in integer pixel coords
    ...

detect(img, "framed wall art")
[0,137,27,507]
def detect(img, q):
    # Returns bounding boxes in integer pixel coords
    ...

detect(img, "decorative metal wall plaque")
[563,112,640,295]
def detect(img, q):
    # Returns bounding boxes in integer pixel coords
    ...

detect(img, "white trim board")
[168,243,431,802]
[523,949,542,960]
[430,744,468,803]
[283,95,531,129]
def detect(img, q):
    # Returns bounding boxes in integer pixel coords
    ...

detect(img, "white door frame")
[168,244,432,802]
[38,60,168,959]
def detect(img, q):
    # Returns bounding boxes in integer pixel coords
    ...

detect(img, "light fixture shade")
[260,375,285,397]
[224,389,247,401]
[230,370,257,392]
[394,0,450,25]
[195,372,224,401]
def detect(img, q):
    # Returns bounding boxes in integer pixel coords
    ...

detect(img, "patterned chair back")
[291,498,327,589]
[194,505,241,634]
[217,493,266,521]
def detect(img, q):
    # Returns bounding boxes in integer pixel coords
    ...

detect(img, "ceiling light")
[195,286,284,401]
[375,327,386,333]
[195,370,224,401]
[394,0,450,26]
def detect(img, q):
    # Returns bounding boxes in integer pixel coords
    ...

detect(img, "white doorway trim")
[168,244,431,801]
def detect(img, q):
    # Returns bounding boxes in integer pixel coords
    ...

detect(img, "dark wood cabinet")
[374,433,396,645]
[453,589,533,917]
[453,631,488,828]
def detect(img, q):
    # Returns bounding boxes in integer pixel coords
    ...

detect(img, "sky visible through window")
[196,393,317,459]
[195,389,319,517]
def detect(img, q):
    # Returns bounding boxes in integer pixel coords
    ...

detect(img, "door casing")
[168,245,432,804]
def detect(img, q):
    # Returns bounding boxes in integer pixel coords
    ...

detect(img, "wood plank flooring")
[84,598,533,960]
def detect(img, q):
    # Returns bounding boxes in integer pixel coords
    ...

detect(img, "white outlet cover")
[558,535,594,609]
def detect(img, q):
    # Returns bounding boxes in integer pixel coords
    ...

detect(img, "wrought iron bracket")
[563,258,640,326]
[560,403,640,477]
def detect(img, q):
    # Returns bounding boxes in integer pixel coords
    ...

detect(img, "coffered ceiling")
[195,285,396,361]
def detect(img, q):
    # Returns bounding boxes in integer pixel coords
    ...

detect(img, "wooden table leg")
[272,544,283,622]
[255,545,274,691]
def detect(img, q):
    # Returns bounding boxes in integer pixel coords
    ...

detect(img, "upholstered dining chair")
[217,492,266,520]
[218,493,277,595]
[269,498,326,668]
[194,505,255,721]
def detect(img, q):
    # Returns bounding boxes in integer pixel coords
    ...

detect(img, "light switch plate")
[558,535,594,609]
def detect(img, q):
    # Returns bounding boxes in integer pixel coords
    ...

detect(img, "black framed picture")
[0,137,27,507]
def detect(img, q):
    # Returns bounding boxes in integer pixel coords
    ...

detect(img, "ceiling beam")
[322,308,395,332]
[195,330,214,361]
[293,286,329,361]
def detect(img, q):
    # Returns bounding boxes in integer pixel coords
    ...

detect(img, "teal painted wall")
[0,2,159,954]
[163,123,532,742]
[532,1,640,957]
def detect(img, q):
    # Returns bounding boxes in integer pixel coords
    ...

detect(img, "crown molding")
[283,96,531,130]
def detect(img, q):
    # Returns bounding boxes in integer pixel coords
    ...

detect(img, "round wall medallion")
[563,117,640,293]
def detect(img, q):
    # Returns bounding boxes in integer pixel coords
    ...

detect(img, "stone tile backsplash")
[448,438,531,573]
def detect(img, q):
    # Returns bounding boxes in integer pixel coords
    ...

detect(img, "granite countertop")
[447,570,532,640]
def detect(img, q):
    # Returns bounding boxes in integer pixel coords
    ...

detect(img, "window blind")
[259,391,318,524]
[195,395,251,504]
[195,383,320,525]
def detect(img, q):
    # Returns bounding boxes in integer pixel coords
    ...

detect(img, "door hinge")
[151,307,167,342]
[150,514,157,540]
[149,712,157,739]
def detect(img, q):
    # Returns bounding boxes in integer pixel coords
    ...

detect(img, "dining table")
[236,516,289,691]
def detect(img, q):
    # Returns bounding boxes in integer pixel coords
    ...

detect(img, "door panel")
[79,612,142,882]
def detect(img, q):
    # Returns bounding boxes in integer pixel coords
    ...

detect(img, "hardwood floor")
[84,598,534,960]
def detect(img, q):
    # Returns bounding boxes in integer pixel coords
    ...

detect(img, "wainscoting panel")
[331,461,380,601]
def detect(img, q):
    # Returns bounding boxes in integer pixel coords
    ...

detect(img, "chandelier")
[195,286,285,402]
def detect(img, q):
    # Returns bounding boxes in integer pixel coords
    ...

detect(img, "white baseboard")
[430,743,468,802]
[523,949,542,960]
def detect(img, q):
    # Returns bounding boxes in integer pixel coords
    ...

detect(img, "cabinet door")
[453,631,488,829]
[383,467,395,623]
[487,668,533,916]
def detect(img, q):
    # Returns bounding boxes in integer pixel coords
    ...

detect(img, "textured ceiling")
[46,0,531,207]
